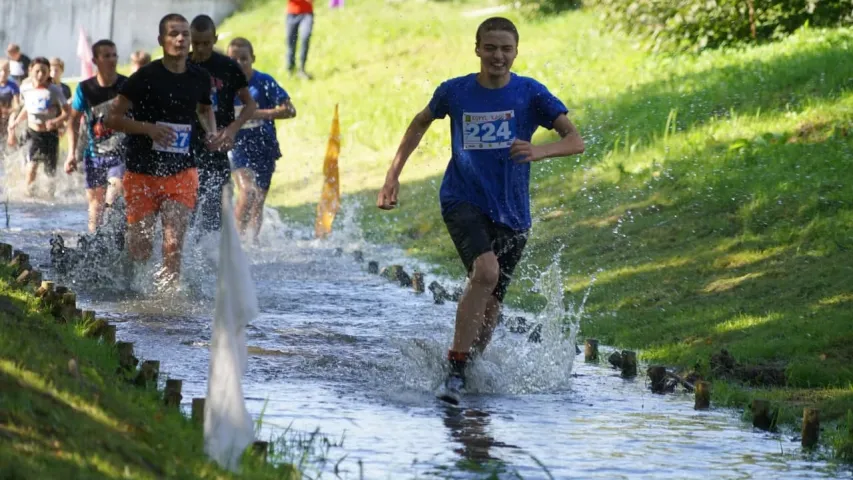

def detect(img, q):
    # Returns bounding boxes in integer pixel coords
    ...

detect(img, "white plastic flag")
[204,186,258,471]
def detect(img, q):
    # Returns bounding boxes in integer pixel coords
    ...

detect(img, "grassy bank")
[220,0,853,451]
[0,263,301,478]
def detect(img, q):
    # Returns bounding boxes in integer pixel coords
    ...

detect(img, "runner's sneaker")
[437,373,465,405]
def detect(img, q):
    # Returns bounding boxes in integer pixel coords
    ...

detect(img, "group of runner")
[4,13,585,405]
[2,13,295,288]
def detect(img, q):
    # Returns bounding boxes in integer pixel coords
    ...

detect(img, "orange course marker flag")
[315,104,341,239]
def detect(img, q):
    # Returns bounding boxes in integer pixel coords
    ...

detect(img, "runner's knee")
[471,253,500,289]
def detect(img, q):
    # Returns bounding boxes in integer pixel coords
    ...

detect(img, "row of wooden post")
[357,251,427,295]
[1,242,275,463]
[329,247,826,451]
[581,336,820,448]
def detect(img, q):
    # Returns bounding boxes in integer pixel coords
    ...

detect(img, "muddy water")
[3,190,852,479]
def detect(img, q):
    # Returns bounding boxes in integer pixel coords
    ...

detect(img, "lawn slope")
[221,0,853,438]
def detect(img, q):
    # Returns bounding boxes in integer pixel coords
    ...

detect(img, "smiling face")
[476,30,517,79]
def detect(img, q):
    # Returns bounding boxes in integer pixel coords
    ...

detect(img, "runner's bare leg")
[160,199,191,280]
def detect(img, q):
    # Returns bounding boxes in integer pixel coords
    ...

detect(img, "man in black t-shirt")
[6,44,31,84]
[188,14,257,235]
[65,39,129,233]
[106,13,223,288]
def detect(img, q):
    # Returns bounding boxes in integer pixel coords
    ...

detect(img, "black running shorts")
[442,202,529,302]
[26,128,59,176]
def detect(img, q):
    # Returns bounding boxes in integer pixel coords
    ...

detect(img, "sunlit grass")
[0,265,306,479]
[214,0,853,461]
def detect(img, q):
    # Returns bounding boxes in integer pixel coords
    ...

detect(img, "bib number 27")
[153,122,192,154]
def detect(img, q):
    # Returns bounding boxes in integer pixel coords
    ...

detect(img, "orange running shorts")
[124,168,199,224]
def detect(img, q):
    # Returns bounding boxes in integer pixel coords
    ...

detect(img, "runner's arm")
[377,106,435,209]
[228,87,257,131]
[255,99,295,120]
[6,103,26,132]
[65,108,83,160]
[196,103,217,136]
[106,95,176,144]
[386,106,434,181]
[509,114,584,163]
[47,103,71,131]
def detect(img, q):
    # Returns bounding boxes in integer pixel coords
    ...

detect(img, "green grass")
[222,0,853,457]
[0,264,301,479]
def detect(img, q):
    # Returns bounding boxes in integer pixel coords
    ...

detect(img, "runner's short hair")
[92,39,116,58]
[159,13,189,36]
[131,50,152,65]
[475,17,519,47]
[228,37,254,57]
[190,14,217,34]
[49,57,64,70]
[31,57,50,69]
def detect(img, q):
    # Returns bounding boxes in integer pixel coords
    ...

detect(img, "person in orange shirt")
[286,0,314,79]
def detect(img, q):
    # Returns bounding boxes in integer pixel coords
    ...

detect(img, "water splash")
[395,254,594,396]
[1,140,86,204]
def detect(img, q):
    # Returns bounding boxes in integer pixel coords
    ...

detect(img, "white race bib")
[463,110,516,150]
[24,90,51,115]
[153,122,191,154]
[235,105,263,130]
[9,61,24,77]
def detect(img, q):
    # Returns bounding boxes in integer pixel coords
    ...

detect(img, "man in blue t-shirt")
[377,17,585,404]
[65,39,129,233]
[226,37,296,243]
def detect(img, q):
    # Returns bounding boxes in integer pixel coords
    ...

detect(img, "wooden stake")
[620,350,637,378]
[15,269,32,285]
[802,408,820,449]
[352,250,364,263]
[752,399,775,431]
[367,261,379,274]
[648,365,667,394]
[117,342,136,370]
[608,351,622,368]
[85,319,108,338]
[55,285,69,295]
[412,272,425,294]
[163,379,183,408]
[694,381,711,410]
[29,270,42,287]
[103,324,116,345]
[584,339,599,362]
[0,243,12,262]
[191,398,205,425]
[36,281,55,298]
[134,360,160,387]
[9,251,29,273]
[82,310,96,322]
[252,441,269,462]
[62,292,77,307]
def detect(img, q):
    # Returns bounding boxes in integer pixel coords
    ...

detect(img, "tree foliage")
[581,0,853,51]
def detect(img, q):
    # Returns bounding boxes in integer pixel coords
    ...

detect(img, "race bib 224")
[463,110,516,150]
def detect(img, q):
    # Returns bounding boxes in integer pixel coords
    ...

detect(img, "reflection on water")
[2,197,852,480]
